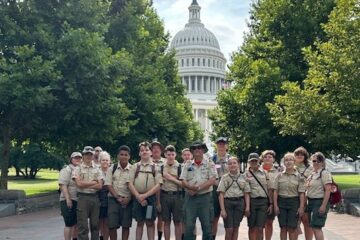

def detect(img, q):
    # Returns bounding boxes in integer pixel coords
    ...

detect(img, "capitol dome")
[170,0,227,144]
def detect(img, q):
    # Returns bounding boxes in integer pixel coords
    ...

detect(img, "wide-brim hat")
[82,146,94,154]
[190,140,208,153]
[248,152,260,162]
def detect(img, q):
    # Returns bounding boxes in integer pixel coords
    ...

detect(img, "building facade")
[170,0,226,144]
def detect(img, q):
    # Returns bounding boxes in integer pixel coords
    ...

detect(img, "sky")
[153,0,252,62]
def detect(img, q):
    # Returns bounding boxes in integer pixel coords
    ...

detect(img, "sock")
[212,235,216,240]
[100,236,104,240]
[181,234,184,240]
[72,238,77,240]
[158,231,163,240]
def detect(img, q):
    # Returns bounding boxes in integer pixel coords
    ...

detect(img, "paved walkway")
[0,208,359,240]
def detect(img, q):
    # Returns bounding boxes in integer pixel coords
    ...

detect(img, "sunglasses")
[312,159,322,163]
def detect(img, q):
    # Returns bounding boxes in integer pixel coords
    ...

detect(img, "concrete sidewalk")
[0,208,358,240]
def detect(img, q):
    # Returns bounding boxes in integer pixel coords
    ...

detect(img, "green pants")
[77,193,100,240]
[184,192,213,240]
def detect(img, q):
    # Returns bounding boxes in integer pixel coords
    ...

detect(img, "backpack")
[224,175,242,193]
[134,162,156,179]
[320,169,342,205]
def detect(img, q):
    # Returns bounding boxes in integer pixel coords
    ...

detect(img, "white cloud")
[153,0,251,63]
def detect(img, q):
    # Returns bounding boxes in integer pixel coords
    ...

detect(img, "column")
[195,76,198,93]
[202,76,205,93]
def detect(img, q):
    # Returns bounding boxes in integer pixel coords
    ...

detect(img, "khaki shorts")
[248,198,269,228]
[277,196,299,228]
[108,197,132,229]
[306,198,329,229]
[223,197,245,228]
[160,191,184,222]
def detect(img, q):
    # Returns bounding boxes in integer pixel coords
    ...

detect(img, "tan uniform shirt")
[58,164,78,201]
[180,159,218,195]
[217,172,250,198]
[127,160,163,194]
[262,165,280,190]
[245,168,269,199]
[273,171,305,198]
[212,154,230,185]
[306,168,332,199]
[153,158,165,168]
[105,162,132,197]
[295,163,313,179]
[161,161,182,192]
[72,162,103,194]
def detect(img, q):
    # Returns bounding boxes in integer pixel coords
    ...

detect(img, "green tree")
[210,0,335,159]
[268,0,360,155]
[105,0,202,155]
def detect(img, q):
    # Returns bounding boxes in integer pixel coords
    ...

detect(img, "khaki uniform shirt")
[245,168,269,198]
[161,161,182,192]
[306,168,332,199]
[180,159,218,195]
[217,172,250,198]
[153,157,165,168]
[295,163,313,179]
[58,164,78,201]
[127,160,163,194]
[72,162,103,194]
[212,154,230,185]
[105,162,132,198]
[274,171,305,198]
[262,165,280,190]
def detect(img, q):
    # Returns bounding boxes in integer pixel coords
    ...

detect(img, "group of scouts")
[58,138,333,240]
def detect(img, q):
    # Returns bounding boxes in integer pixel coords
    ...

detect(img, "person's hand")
[156,202,162,212]
[297,207,304,217]
[66,199,72,209]
[117,197,124,204]
[188,190,197,196]
[188,184,198,191]
[220,209,227,219]
[137,194,146,203]
[318,205,326,215]
[122,197,131,206]
[274,206,280,216]
[245,208,250,217]
[140,200,148,207]
[267,205,273,215]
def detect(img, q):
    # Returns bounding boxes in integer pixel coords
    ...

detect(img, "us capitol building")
[170,0,227,144]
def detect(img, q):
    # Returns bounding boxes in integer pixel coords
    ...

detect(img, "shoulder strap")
[134,163,141,179]
[177,164,182,178]
[224,175,241,193]
[151,164,156,178]
[249,170,270,200]
[161,165,164,176]
[112,163,118,175]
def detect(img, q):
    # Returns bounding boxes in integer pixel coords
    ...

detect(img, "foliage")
[268,0,360,156]
[210,0,334,159]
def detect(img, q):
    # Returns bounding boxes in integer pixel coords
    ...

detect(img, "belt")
[308,197,323,200]
[279,196,299,199]
[78,192,97,196]
[253,197,267,199]
[224,197,244,200]
[161,190,184,195]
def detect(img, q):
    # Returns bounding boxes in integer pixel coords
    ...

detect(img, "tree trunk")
[0,126,11,189]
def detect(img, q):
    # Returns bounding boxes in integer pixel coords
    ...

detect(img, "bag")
[320,169,342,205]
[249,169,270,202]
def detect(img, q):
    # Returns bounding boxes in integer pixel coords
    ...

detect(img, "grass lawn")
[7,168,59,196]
[333,174,360,190]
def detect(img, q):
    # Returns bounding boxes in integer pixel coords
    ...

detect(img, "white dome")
[170,24,220,50]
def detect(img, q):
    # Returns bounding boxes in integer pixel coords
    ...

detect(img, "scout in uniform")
[159,145,184,240]
[127,141,163,240]
[211,137,230,240]
[98,151,111,240]
[305,152,332,240]
[106,145,133,240]
[59,152,82,240]
[151,140,166,240]
[217,157,250,240]
[246,153,273,240]
[260,150,280,240]
[73,146,103,240]
[180,140,218,240]
[273,153,305,240]
[294,146,313,240]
